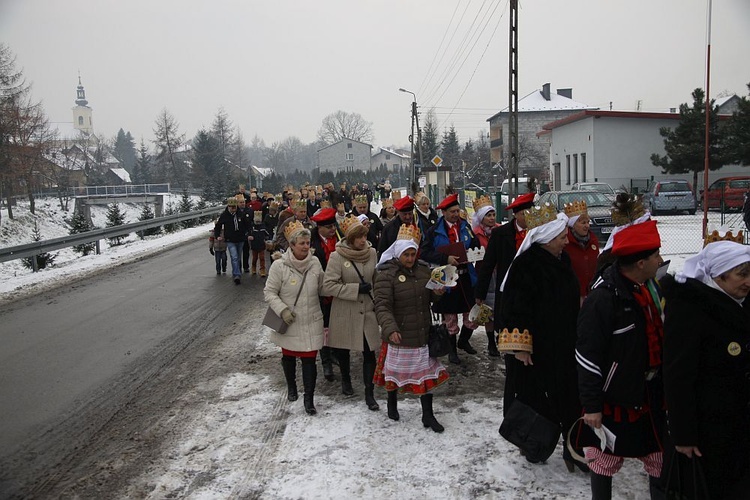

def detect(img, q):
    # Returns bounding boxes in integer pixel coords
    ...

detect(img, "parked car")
[537,190,615,243]
[500,176,533,207]
[642,179,697,215]
[571,182,616,198]
[701,176,750,211]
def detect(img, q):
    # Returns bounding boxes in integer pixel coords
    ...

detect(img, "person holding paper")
[419,193,481,364]
[576,219,666,499]
[661,239,750,499]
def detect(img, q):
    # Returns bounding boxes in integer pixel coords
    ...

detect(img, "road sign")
[418,176,426,188]
[431,155,443,167]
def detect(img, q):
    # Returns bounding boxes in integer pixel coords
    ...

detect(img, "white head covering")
[472,205,496,228]
[377,239,419,268]
[500,213,569,291]
[566,214,582,228]
[602,211,652,252]
[357,214,369,224]
[675,241,750,285]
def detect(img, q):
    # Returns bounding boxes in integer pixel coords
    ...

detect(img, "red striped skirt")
[373,341,449,395]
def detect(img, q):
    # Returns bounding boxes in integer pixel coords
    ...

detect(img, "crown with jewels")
[523,203,558,230]
[284,220,306,241]
[611,193,646,227]
[382,198,394,208]
[497,328,533,353]
[472,195,493,212]
[339,216,363,235]
[292,198,306,210]
[353,194,369,205]
[563,199,588,218]
[704,229,744,247]
[396,223,421,243]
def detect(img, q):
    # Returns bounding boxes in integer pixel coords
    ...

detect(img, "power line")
[416,1,463,98]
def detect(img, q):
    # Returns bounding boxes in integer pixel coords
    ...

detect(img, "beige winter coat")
[263,251,324,352]
[321,246,380,352]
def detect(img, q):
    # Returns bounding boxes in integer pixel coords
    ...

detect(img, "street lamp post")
[399,88,425,195]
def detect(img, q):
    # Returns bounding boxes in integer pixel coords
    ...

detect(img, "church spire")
[75,73,88,107]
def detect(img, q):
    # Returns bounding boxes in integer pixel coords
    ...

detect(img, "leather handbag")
[498,399,561,463]
[428,323,450,358]
[664,449,711,499]
[262,270,308,334]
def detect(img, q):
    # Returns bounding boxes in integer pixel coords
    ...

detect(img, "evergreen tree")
[441,125,461,171]
[137,204,161,238]
[421,109,440,165]
[112,128,137,172]
[22,221,56,269]
[651,88,725,190]
[195,197,211,224]
[105,202,127,245]
[179,191,195,228]
[152,109,187,187]
[191,129,225,203]
[134,139,152,185]
[69,209,96,255]
[163,202,179,233]
[723,83,750,166]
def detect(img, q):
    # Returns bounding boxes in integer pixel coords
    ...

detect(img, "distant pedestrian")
[208,226,227,275]
[214,197,251,285]
[250,211,271,276]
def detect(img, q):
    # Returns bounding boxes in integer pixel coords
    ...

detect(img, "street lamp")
[399,88,425,195]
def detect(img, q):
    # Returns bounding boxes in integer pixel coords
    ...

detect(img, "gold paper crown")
[382,198,394,208]
[563,199,588,218]
[269,201,279,209]
[396,223,421,243]
[284,220,306,241]
[320,200,332,209]
[523,203,558,230]
[392,191,402,201]
[472,195,493,212]
[611,193,646,227]
[339,216,363,235]
[704,229,744,247]
[235,194,245,202]
[292,199,306,210]
[336,202,345,211]
[497,328,533,353]
[354,194,369,205]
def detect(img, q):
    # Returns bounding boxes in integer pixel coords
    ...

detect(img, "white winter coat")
[263,251,324,352]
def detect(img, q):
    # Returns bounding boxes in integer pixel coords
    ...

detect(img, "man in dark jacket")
[214,197,251,284]
[237,197,255,273]
[420,193,480,364]
[377,195,417,258]
[576,220,666,500]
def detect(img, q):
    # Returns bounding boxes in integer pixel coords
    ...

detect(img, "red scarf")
[514,228,527,250]
[632,283,663,368]
[321,235,337,262]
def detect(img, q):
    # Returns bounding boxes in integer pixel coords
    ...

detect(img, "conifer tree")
[22,221,56,269]
[69,209,96,255]
[179,191,195,228]
[163,202,179,233]
[105,202,127,245]
[137,204,161,238]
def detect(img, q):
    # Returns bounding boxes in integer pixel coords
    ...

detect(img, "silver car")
[537,190,615,243]
[643,179,697,215]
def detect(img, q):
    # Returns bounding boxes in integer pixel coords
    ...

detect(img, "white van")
[500,177,533,207]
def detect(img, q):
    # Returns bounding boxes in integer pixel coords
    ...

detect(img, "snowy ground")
[1,198,745,498]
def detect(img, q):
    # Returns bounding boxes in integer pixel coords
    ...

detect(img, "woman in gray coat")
[322,216,380,410]
[264,221,324,415]
[373,224,448,433]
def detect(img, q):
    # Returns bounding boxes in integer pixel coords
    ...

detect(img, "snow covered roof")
[373,147,409,159]
[250,165,274,178]
[109,168,131,183]
[43,147,88,170]
[49,121,88,141]
[488,86,596,121]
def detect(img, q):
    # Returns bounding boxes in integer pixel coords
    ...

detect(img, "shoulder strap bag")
[262,269,309,334]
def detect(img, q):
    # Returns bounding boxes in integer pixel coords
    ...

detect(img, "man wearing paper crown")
[309,207,344,383]
[497,203,583,470]
[350,193,384,250]
[273,198,315,252]
[563,199,599,300]
[420,193,481,364]
[576,219,668,499]
[377,195,418,258]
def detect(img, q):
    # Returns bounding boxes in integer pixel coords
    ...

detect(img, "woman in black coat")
[662,240,750,499]
[499,211,583,471]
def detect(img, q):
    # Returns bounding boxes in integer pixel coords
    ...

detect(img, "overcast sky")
[2,0,748,152]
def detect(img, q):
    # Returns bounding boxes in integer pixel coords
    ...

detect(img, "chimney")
[541,83,551,101]
[557,88,572,99]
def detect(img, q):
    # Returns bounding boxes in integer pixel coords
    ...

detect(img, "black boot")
[448,334,461,364]
[281,356,298,402]
[301,358,317,415]
[420,393,444,433]
[590,473,612,500]
[363,351,379,411]
[648,475,665,500]
[487,329,501,357]
[320,346,335,382]
[387,390,399,421]
[336,349,353,396]
[457,326,477,354]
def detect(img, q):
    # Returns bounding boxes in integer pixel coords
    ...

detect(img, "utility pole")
[409,101,416,190]
[508,0,519,201]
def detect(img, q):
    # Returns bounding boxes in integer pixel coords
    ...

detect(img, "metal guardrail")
[0,205,225,270]
[73,183,171,198]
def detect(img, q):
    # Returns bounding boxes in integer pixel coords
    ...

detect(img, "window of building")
[392,163,399,169]
[385,154,390,160]
[346,153,354,160]
[347,143,352,149]
[565,155,571,185]
[78,116,83,126]
[581,153,587,182]
[573,154,579,184]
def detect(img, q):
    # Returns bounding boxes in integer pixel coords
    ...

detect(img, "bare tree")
[211,107,234,161]
[152,108,187,188]
[265,141,286,175]
[281,136,304,172]
[317,110,374,146]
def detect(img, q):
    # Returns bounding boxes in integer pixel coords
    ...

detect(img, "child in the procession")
[209,226,227,275]
[251,211,271,276]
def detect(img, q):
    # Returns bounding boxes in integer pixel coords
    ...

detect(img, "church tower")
[72,75,94,135]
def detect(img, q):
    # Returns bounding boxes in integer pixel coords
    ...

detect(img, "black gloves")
[358,282,372,294]
[209,248,215,255]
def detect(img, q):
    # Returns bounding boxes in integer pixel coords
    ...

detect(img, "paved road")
[0,236,257,494]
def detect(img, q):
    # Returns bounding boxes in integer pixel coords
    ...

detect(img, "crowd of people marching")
[211,180,750,499]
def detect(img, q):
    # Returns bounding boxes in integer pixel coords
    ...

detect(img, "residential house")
[317,138,372,173]
[370,147,410,171]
